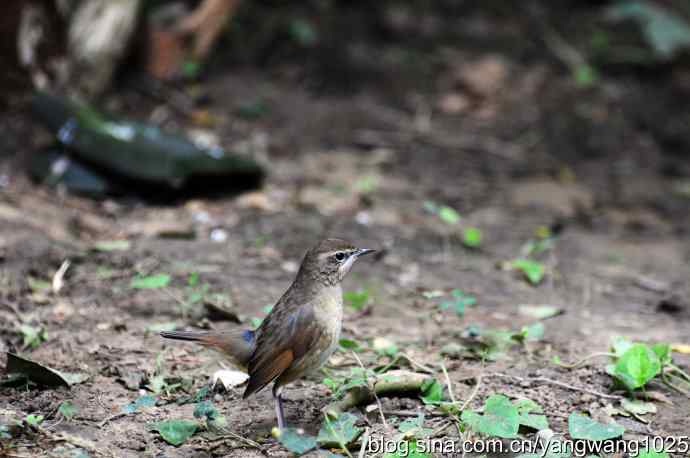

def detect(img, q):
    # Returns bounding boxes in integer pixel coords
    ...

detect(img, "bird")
[160,238,375,429]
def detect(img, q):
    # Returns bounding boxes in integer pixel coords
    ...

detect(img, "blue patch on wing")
[242,329,255,344]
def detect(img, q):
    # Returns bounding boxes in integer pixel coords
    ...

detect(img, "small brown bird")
[160,238,375,429]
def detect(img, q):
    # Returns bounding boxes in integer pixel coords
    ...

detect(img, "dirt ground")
[2,2,690,457]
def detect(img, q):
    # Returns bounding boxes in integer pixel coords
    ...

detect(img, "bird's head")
[299,238,376,286]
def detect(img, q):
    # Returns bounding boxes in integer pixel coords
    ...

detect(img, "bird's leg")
[273,385,286,430]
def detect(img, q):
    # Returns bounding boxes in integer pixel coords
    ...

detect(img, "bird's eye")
[335,252,346,262]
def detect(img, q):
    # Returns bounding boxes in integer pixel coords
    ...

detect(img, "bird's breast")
[311,286,343,363]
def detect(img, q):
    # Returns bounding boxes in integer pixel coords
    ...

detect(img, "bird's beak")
[355,248,376,258]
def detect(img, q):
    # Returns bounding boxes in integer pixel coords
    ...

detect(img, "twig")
[667,364,690,383]
[352,351,387,429]
[430,420,452,438]
[554,352,615,369]
[376,353,435,374]
[52,259,71,294]
[488,373,623,400]
[662,374,690,397]
[460,373,483,412]
[210,431,264,451]
[98,411,133,428]
[1,300,21,316]
[440,361,457,405]
[381,410,448,418]
[325,370,434,414]
[41,428,112,457]
[357,427,371,458]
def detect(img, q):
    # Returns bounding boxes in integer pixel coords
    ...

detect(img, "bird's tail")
[160,329,255,369]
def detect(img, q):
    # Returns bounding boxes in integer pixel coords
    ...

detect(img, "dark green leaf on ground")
[122,394,157,413]
[420,378,444,405]
[130,273,171,289]
[568,412,624,440]
[275,427,317,454]
[58,400,77,419]
[149,419,198,446]
[317,412,362,448]
[461,394,519,438]
[510,259,545,285]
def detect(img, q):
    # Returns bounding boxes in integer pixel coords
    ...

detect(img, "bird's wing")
[243,302,322,398]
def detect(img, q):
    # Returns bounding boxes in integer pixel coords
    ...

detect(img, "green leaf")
[181,60,201,79]
[0,424,13,440]
[149,419,198,446]
[397,415,433,438]
[574,64,597,87]
[462,227,482,247]
[568,412,624,440]
[19,325,47,349]
[354,175,379,194]
[147,374,167,394]
[92,240,131,252]
[289,18,319,47]
[343,290,369,310]
[383,439,432,458]
[58,400,77,419]
[438,206,461,225]
[25,414,44,426]
[518,322,545,342]
[322,377,338,391]
[317,412,362,448]
[479,394,520,438]
[339,338,360,350]
[614,343,661,390]
[130,274,171,289]
[193,400,218,420]
[420,379,444,405]
[634,448,669,458]
[439,289,476,316]
[275,427,317,454]
[122,394,157,413]
[460,410,482,430]
[651,342,671,364]
[463,394,521,438]
[187,272,199,287]
[28,277,51,292]
[607,0,690,59]
[515,399,548,430]
[511,259,545,285]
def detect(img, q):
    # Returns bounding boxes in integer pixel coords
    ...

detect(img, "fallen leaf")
[5,353,86,388]
[212,369,249,390]
[621,399,656,416]
[92,240,131,252]
[274,427,317,454]
[568,412,624,440]
[149,419,198,446]
[518,304,563,319]
[130,274,171,289]
[317,412,362,448]
[671,343,690,354]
